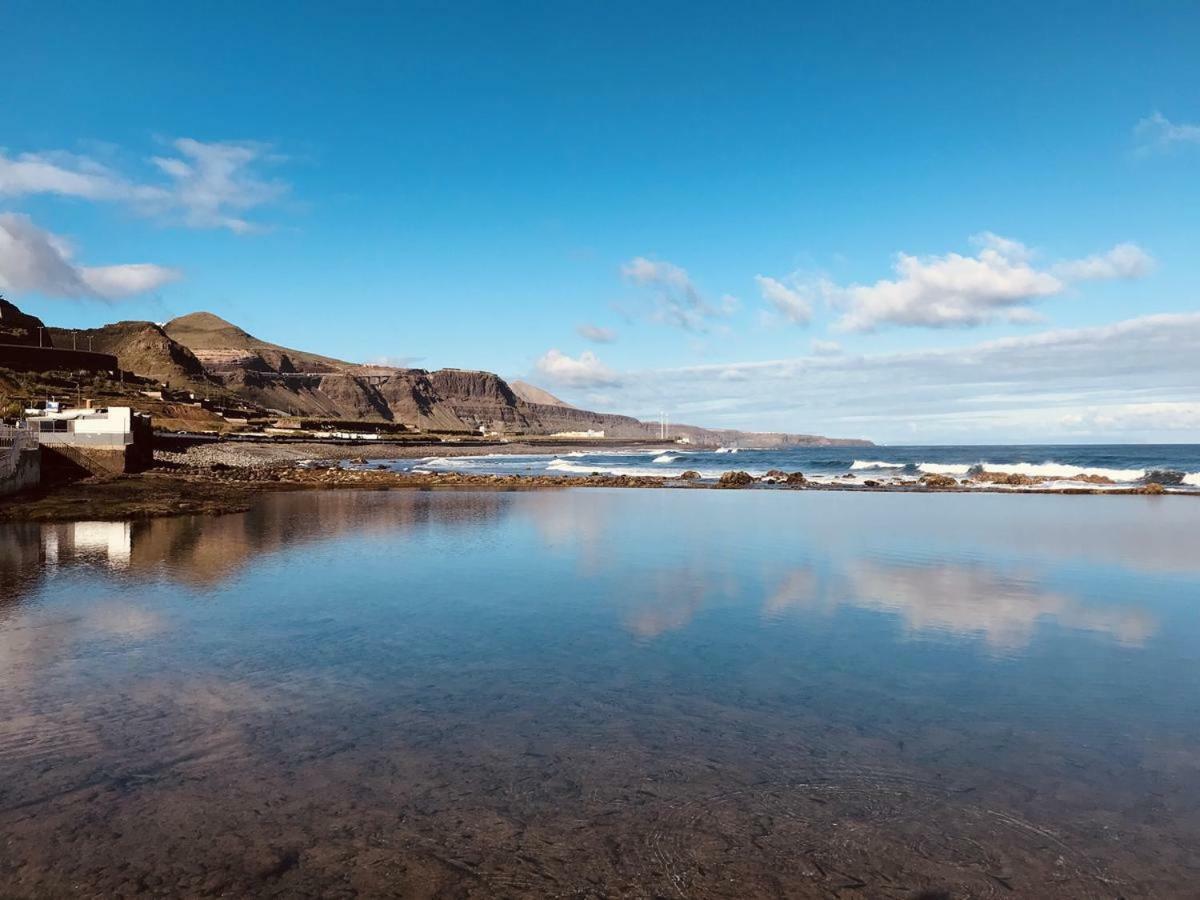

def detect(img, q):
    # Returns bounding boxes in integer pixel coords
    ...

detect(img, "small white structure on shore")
[550,429,605,438]
[25,406,145,446]
[24,405,153,473]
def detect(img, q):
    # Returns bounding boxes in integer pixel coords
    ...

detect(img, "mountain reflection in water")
[1,489,1198,898]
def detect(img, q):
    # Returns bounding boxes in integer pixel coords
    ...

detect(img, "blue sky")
[2,1,1198,442]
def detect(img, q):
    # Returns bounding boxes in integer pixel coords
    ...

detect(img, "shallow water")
[1,489,1198,898]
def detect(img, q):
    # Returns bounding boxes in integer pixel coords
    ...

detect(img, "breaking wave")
[850,460,905,470]
[975,462,1147,482]
[546,459,665,477]
[918,463,974,476]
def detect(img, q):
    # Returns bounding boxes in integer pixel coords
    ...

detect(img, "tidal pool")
[1,489,1197,898]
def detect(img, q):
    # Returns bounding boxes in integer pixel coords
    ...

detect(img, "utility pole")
[37,326,44,347]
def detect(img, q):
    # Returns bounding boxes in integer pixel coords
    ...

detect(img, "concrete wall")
[0,344,119,374]
[40,444,142,478]
[0,448,40,497]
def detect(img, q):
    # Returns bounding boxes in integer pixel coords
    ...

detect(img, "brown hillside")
[164,312,355,374]
[510,380,575,408]
[47,322,207,385]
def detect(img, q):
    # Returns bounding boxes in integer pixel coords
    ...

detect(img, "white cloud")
[78,264,181,298]
[0,213,180,299]
[581,312,1200,443]
[810,339,841,356]
[150,138,288,233]
[810,234,1153,332]
[620,256,731,331]
[1052,242,1154,281]
[365,354,425,368]
[576,323,617,343]
[534,348,621,388]
[1134,111,1200,154]
[755,274,811,324]
[0,150,139,201]
[0,138,288,233]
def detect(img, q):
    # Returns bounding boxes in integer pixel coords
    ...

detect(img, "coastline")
[2,447,1188,524]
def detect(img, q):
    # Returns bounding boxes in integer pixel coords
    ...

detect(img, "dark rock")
[678,470,702,480]
[785,471,806,484]
[971,470,1044,486]
[919,473,958,489]
[1140,482,1165,495]
[718,470,755,487]
[1144,469,1185,485]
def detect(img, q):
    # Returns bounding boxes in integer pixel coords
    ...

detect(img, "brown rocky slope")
[46,322,209,386]
[157,311,871,444]
[5,299,871,446]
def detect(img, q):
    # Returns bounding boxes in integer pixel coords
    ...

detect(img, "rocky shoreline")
[1,450,1187,524]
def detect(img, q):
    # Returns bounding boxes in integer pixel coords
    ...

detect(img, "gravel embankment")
[154,440,673,469]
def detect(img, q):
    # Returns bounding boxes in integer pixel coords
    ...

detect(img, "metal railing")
[32,432,131,448]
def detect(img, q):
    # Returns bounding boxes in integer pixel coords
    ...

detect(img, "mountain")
[510,381,575,408]
[2,300,871,446]
[164,312,354,375]
[47,321,208,385]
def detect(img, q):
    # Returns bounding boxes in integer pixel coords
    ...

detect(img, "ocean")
[384,442,1200,489]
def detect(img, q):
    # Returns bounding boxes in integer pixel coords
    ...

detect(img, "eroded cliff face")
[2,301,869,444]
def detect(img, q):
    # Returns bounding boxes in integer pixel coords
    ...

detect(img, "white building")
[25,406,146,447]
[24,406,154,473]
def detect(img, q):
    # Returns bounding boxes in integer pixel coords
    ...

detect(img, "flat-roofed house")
[26,406,153,474]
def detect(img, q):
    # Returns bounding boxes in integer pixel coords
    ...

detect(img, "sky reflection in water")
[1,489,1198,897]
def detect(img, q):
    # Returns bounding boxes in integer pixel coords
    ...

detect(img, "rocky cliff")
[159,311,872,444]
[2,300,871,445]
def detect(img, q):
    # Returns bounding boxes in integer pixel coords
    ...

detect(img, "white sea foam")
[980,462,1147,482]
[850,460,905,470]
[419,456,458,467]
[546,459,665,477]
[653,453,678,463]
[918,463,973,476]
[714,447,738,454]
[1181,473,1200,487]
